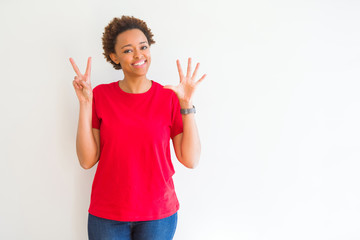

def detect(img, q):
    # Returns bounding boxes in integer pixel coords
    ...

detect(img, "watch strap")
[180,105,196,114]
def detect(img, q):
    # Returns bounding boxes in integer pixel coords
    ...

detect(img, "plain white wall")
[1,0,360,239]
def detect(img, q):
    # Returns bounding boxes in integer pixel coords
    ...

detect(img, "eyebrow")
[121,41,148,49]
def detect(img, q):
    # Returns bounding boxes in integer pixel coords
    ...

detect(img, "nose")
[134,49,143,59]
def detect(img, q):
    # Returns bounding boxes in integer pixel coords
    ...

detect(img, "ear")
[109,53,119,64]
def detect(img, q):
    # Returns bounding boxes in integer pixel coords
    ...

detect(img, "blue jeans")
[88,212,178,240]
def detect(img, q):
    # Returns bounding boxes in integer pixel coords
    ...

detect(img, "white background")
[1,0,360,239]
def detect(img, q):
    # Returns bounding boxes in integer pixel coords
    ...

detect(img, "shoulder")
[93,81,116,94]
[152,81,181,111]
[93,81,115,91]
[152,80,177,99]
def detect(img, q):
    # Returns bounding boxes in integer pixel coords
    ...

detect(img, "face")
[110,29,151,77]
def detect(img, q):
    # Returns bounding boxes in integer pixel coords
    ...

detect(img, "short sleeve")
[170,92,183,139]
[92,91,100,129]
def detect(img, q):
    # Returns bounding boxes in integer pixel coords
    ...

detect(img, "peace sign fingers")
[69,57,93,103]
[85,57,92,77]
[69,57,92,79]
[69,57,82,77]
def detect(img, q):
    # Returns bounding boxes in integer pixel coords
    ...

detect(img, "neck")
[120,75,151,93]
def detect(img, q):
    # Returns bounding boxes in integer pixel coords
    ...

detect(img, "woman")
[70,16,206,240]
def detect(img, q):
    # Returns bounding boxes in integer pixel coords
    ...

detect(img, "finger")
[73,80,82,89]
[85,57,92,76]
[176,60,184,81]
[186,57,192,78]
[74,76,83,85]
[69,58,82,77]
[74,77,86,89]
[73,76,80,85]
[195,74,207,87]
[78,79,89,89]
[192,62,200,80]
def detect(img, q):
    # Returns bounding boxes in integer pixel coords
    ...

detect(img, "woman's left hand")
[164,58,206,108]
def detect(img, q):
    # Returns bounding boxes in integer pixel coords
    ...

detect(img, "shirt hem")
[88,205,179,222]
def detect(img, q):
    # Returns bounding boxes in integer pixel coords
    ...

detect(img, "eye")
[141,45,148,50]
[123,49,132,53]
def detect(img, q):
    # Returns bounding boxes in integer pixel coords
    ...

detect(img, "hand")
[69,57,92,103]
[163,58,206,107]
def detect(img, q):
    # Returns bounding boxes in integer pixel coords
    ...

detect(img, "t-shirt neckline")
[115,80,154,96]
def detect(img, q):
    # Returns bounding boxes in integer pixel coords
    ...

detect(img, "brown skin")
[70,20,206,169]
[102,16,155,70]
[109,29,152,94]
[164,58,206,168]
[70,57,100,169]
[108,29,205,168]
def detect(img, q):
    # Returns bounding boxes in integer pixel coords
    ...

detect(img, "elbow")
[181,156,200,169]
[81,163,93,170]
[77,149,99,170]
[80,161,93,170]
[187,163,198,169]
[181,149,201,169]
[79,156,99,170]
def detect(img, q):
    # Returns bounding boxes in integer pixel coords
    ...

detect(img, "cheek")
[120,56,132,66]
[145,49,151,58]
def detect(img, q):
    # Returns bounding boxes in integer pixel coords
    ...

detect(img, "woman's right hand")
[70,57,93,103]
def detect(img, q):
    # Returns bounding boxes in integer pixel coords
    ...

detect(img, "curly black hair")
[102,16,155,70]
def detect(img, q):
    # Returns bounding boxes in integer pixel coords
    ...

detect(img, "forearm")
[180,101,201,168]
[76,101,98,169]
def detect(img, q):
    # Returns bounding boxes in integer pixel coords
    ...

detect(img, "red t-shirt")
[88,80,183,221]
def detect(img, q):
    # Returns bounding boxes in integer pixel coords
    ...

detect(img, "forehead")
[116,29,147,46]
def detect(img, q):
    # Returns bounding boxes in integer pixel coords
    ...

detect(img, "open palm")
[163,58,206,105]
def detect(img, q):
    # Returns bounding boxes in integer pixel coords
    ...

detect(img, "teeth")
[134,60,145,66]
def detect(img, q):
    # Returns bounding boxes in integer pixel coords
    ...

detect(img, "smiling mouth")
[132,60,147,66]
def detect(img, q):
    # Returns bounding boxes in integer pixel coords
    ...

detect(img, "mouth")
[132,59,147,67]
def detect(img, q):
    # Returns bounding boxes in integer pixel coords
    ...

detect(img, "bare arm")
[172,104,201,169]
[75,101,100,169]
[70,57,100,169]
[165,58,206,169]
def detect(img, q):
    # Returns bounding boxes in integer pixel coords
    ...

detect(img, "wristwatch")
[180,105,196,114]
